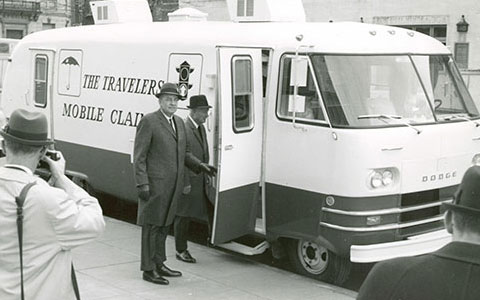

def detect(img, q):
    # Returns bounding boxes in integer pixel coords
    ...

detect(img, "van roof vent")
[226,0,305,22]
[90,0,152,25]
[168,7,208,22]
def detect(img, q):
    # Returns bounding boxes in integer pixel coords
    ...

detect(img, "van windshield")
[310,54,480,127]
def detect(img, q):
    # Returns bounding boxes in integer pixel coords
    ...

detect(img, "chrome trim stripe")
[320,215,444,232]
[322,198,453,216]
[381,147,403,151]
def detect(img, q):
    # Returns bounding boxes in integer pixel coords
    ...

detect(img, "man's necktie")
[198,125,204,142]
[169,118,176,133]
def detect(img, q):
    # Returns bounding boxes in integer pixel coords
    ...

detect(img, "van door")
[30,49,55,139]
[211,47,263,245]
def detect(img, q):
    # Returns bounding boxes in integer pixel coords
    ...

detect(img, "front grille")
[401,189,439,207]
[398,187,455,238]
[399,220,444,237]
[400,206,441,223]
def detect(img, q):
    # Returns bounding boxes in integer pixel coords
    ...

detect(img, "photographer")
[0,109,105,300]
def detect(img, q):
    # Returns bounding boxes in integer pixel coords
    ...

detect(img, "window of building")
[42,23,56,30]
[277,55,326,123]
[237,0,254,17]
[97,5,109,20]
[454,43,469,69]
[6,29,24,39]
[397,25,447,45]
[34,55,48,107]
[232,56,254,132]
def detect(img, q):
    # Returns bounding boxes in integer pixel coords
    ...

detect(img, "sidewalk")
[72,217,357,300]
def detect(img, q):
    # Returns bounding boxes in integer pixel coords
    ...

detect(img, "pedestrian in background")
[133,83,214,285]
[0,109,105,300]
[357,165,480,300]
[175,95,216,264]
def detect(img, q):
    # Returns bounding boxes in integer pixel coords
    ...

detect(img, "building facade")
[0,0,73,39]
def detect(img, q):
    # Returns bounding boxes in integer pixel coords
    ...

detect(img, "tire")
[287,238,351,285]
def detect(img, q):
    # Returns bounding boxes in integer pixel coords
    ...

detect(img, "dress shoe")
[142,270,169,285]
[206,237,214,248]
[176,250,197,263]
[156,264,182,277]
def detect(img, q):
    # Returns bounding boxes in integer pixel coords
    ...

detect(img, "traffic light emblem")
[176,61,194,100]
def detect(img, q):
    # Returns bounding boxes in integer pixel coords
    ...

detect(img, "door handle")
[225,145,233,151]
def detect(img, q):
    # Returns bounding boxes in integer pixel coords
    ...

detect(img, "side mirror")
[289,57,308,115]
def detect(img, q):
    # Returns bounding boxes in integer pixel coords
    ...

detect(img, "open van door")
[30,49,55,139]
[211,47,263,245]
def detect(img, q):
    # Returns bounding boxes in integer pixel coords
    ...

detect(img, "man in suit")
[175,95,215,264]
[133,83,213,285]
[357,165,480,300]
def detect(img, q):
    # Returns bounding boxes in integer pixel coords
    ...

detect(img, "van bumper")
[350,229,451,263]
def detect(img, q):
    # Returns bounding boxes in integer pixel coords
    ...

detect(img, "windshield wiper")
[442,115,480,127]
[358,114,422,134]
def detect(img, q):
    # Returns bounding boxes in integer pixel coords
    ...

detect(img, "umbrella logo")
[61,56,80,90]
[176,61,194,100]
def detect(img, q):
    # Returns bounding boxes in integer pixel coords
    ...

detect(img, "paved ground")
[72,217,357,300]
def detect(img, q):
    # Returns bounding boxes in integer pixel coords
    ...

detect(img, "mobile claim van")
[0,38,18,98]
[2,0,480,285]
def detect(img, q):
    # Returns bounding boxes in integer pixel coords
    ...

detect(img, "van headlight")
[370,172,383,188]
[472,154,480,166]
[369,169,396,189]
[382,170,394,185]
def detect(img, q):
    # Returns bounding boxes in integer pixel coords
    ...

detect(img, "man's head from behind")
[444,166,480,241]
[188,95,211,125]
[0,109,53,159]
[155,83,180,117]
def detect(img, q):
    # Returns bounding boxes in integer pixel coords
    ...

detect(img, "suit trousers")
[141,223,169,271]
[174,207,214,253]
[174,216,190,253]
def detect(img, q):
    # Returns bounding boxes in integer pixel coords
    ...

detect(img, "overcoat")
[134,110,201,226]
[0,167,105,300]
[177,117,213,222]
[357,242,480,300]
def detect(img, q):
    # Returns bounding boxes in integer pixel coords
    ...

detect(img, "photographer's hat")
[443,166,480,215]
[155,82,181,99]
[0,109,54,146]
[188,95,211,109]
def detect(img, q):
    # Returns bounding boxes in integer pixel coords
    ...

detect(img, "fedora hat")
[0,109,54,146]
[443,166,480,215]
[187,95,211,109]
[155,82,181,99]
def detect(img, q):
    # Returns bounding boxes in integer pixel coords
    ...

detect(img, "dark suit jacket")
[133,109,201,227]
[177,117,212,222]
[357,242,480,300]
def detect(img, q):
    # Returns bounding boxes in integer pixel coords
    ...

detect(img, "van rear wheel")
[287,239,351,285]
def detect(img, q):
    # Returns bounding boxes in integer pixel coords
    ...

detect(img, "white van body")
[0,38,18,97]
[2,18,480,284]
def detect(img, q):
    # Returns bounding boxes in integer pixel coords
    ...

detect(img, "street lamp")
[457,15,469,33]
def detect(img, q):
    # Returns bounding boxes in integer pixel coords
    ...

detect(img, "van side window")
[277,55,326,123]
[34,55,48,107]
[232,56,254,132]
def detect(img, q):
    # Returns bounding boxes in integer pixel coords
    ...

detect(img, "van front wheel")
[287,239,351,285]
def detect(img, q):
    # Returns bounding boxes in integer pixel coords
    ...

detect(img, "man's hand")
[137,185,150,201]
[42,150,65,182]
[200,163,217,177]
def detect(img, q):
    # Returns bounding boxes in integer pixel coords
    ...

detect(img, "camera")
[45,150,60,161]
[37,150,60,178]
